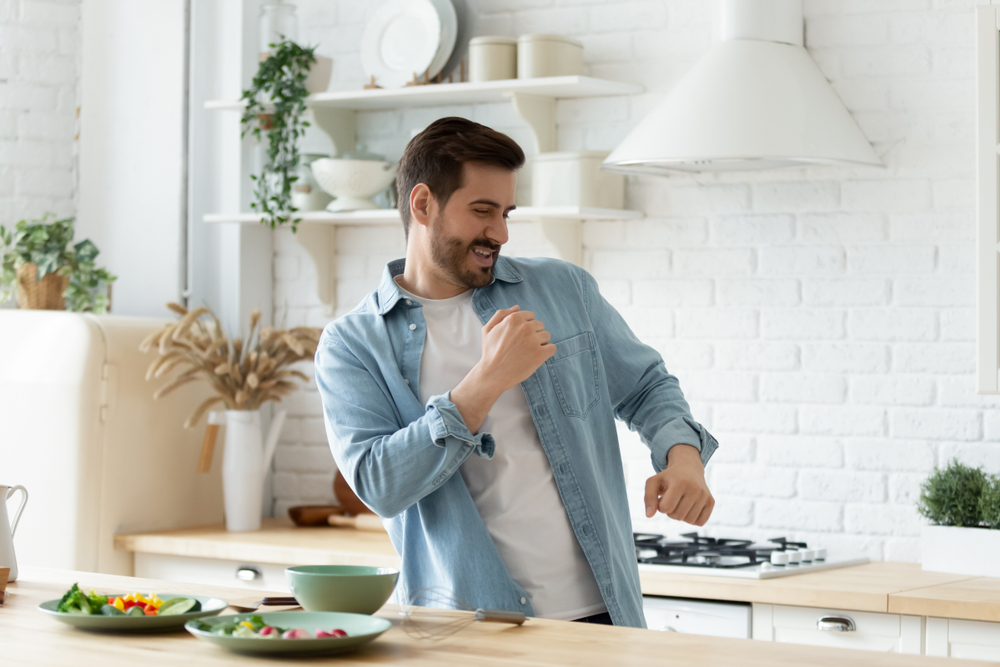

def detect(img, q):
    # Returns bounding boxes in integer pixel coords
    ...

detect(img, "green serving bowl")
[285,565,399,614]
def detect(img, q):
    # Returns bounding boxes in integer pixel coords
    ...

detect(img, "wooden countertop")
[6,567,995,667]
[114,518,401,568]
[116,521,1000,622]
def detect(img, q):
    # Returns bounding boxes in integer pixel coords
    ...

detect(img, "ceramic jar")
[468,36,517,82]
[517,34,584,79]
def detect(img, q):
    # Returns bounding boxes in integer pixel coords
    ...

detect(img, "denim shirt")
[315,255,718,628]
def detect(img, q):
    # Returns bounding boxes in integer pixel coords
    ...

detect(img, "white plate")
[426,0,458,83]
[361,0,442,89]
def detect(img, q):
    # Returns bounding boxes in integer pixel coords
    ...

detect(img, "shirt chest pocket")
[545,332,600,419]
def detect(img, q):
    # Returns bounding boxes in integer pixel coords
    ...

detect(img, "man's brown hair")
[396,117,525,237]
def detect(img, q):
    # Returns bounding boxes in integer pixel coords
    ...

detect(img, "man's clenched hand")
[643,444,714,526]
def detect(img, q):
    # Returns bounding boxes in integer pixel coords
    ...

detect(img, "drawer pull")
[817,615,856,632]
[236,566,262,581]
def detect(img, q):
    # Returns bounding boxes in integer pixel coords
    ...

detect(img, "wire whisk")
[399,587,527,640]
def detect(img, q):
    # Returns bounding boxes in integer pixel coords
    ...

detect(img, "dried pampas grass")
[141,302,321,428]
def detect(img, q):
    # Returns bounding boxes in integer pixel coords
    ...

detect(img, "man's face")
[427,162,516,290]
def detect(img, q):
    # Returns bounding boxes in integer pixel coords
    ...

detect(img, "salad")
[56,583,202,617]
[190,614,349,639]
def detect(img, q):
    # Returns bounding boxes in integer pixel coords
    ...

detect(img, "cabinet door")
[134,553,292,593]
[752,603,923,654]
[926,617,1000,660]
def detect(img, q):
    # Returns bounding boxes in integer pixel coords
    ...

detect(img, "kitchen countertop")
[6,567,996,666]
[116,520,999,622]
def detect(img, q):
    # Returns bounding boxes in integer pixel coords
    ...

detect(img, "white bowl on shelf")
[310,158,397,212]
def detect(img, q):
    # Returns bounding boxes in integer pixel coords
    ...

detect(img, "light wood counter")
[114,518,400,568]
[889,577,1000,622]
[116,521,1000,621]
[640,561,974,613]
[7,567,996,667]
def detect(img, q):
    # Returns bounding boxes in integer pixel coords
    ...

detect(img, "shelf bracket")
[538,218,582,266]
[509,93,556,154]
[309,107,356,156]
[293,225,337,315]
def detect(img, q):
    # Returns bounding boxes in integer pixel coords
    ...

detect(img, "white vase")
[921,524,1000,577]
[221,409,286,532]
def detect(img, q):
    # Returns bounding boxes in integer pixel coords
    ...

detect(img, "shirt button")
[406,299,413,306]
[404,379,410,385]
[408,323,416,330]
[519,597,526,605]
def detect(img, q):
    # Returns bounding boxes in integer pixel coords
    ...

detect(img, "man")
[315,117,717,628]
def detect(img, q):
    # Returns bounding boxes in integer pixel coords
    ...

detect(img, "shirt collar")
[376,255,523,316]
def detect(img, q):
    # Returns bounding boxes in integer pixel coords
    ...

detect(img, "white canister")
[468,36,517,82]
[532,151,624,209]
[517,33,583,79]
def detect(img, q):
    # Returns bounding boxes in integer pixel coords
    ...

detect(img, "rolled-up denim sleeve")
[580,269,719,472]
[315,334,492,518]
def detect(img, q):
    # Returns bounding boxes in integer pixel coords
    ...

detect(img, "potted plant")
[140,302,321,531]
[919,459,1000,577]
[0,213,116,313]
[241,38,330,233]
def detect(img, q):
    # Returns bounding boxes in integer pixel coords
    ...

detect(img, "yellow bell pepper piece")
[113,597,125,611]
[240,621,256,630]
[147,595,163,609]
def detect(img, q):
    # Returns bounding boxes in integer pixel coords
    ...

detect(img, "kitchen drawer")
[752,603,923,654]
[134,553,292,593]
[926,617,1000,661]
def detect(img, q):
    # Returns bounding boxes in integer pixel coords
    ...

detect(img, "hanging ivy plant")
[240,38,317,233]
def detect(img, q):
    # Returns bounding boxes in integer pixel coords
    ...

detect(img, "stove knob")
[761,562,774,571]
[814,548,827,561]
[801,549,815,562]
[787,550,802,564]
[771,551,789,565]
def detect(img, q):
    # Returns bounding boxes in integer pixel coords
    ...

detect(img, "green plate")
[185,611,392,656]
[38,594,228,632]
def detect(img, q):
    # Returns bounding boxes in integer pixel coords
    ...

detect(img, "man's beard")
[430,213,500,290]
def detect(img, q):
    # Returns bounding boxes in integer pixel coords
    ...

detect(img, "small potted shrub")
[919,459,1000,577]
[0,214,116,312]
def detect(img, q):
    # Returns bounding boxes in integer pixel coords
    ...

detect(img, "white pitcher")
[0,484,27,582]
[215,410,286,531]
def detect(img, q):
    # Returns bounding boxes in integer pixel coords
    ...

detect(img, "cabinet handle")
[236,566,262,581]
[817,615,856,632]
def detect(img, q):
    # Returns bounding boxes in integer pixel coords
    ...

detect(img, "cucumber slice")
[126,606,146,616]
[158,597,201,615]
[100,604,125,616]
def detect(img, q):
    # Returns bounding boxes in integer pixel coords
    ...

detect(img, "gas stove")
[635,532,869,579]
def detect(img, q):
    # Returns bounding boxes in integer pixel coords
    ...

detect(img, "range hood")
[602,0,881,175]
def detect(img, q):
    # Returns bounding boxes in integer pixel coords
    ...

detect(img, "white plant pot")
[920,524,1000,577]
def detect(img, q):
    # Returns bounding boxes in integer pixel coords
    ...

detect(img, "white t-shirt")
[397,280,606,620]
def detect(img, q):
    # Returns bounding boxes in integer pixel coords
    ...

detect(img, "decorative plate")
[361,0,442,88]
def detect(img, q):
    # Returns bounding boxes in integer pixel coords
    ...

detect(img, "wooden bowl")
[288,506,345,527]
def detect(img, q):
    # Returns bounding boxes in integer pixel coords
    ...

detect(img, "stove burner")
[634,532,811,569]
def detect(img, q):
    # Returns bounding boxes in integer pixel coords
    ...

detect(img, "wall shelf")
[205,75,644,314]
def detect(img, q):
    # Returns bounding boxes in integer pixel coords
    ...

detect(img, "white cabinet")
[926,617,1000,661]
[751,603,923,655]
[134,553,292,594]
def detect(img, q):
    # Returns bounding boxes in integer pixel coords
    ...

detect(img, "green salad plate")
[38,594,228,632]
[185,611,392,656]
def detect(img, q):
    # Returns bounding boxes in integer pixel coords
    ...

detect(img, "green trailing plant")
[240,38,318,233]
[980,475,1000,529]
[0,213,116,313]
[917,459,988,527]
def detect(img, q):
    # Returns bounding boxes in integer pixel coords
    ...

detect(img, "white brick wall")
[268,0,1000,562]
[0,0,79,227]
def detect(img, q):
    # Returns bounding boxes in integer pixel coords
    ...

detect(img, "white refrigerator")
[0,310,224,575]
